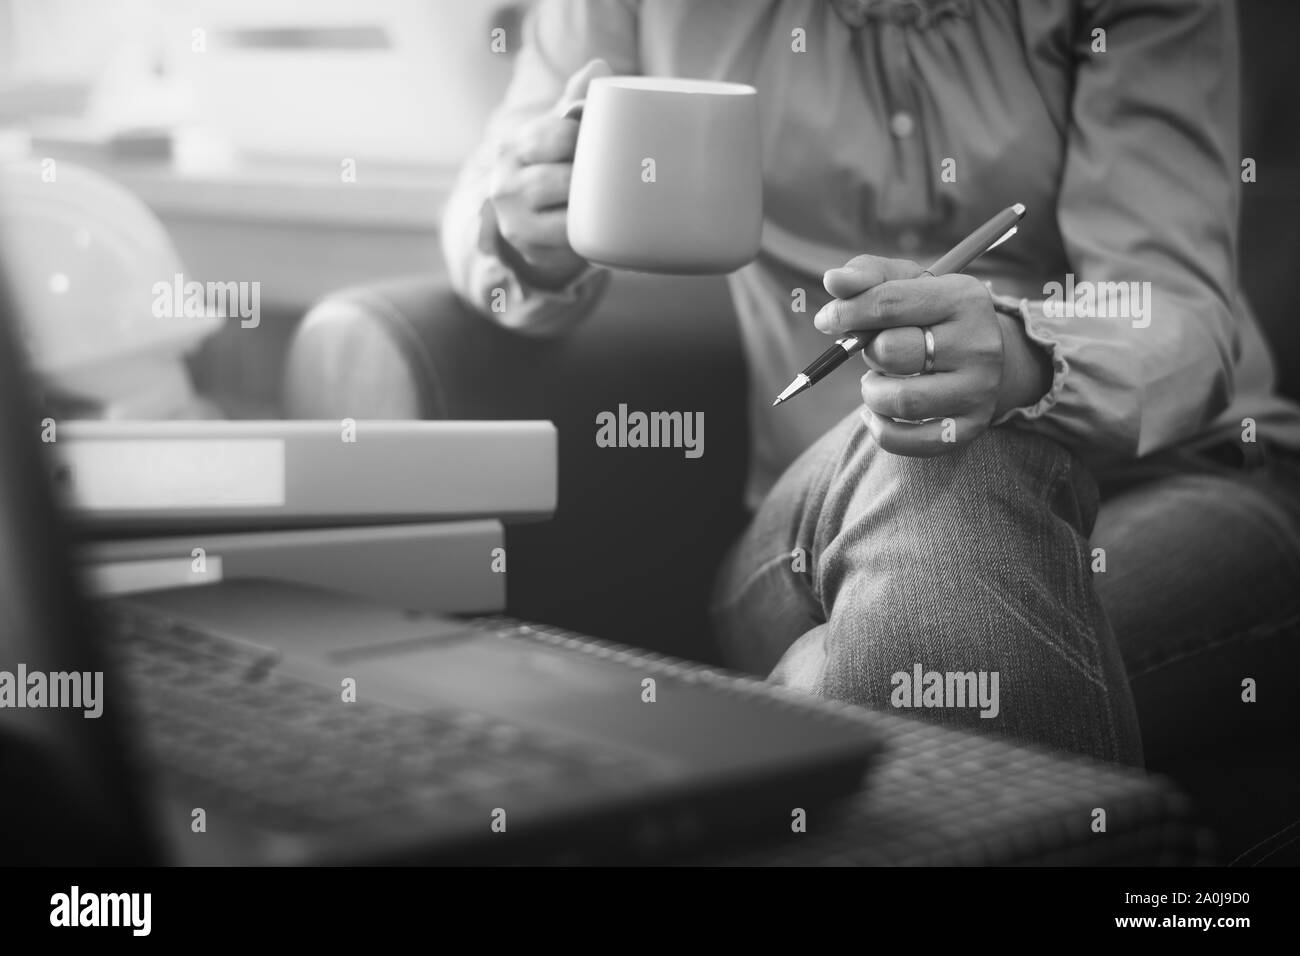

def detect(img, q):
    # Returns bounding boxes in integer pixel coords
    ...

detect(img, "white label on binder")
[81,556,225,597]
[56,440,286,510]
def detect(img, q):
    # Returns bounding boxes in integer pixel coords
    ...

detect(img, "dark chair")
[281,0,1300,863]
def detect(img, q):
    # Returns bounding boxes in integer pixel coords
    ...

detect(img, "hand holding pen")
[772,204,1051,457]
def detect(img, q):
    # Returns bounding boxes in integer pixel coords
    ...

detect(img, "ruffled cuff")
[989,293,1068,427]
[470,199,611,337]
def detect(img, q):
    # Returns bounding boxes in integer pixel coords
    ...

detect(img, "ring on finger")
[921,328,936,375]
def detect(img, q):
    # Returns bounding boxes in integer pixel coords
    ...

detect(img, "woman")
[442,0,1300,765]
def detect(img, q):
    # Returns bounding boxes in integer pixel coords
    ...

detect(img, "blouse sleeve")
[440,0,641,336]
[993,0,1242,461]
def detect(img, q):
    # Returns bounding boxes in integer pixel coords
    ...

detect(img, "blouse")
[441,0,1300,507]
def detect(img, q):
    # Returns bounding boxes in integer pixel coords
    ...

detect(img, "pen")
[772,203,1027,407]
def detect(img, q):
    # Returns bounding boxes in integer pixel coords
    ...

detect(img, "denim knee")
[805,418,1096,610]
[793,416,1141,763]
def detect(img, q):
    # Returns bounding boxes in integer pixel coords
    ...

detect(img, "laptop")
[0,277,882,866]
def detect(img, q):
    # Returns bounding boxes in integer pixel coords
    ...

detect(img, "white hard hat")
[0,159,219,401]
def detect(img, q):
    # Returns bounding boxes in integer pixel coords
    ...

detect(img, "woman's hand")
[488,58,611,289]
[815,255,1051,456]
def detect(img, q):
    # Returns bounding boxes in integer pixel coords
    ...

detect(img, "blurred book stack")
[54,420,557,615]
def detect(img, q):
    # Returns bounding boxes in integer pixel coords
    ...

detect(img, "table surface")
[692,706,1209,866]
[491,617,1211,867]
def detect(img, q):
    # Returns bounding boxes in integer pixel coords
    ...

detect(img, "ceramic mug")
[564,76,763,275]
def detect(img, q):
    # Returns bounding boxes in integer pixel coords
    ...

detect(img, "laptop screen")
[0,258,158,864]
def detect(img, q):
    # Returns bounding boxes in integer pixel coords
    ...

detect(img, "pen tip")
[773,373,810,406]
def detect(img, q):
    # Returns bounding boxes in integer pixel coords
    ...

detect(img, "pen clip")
[987,225,1018,251]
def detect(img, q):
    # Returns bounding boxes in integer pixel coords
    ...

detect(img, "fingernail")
[813,307,829,332]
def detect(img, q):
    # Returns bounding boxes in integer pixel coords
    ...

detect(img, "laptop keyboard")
[98,605,645,833]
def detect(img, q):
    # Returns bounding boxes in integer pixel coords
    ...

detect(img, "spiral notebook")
[8,571,885,864]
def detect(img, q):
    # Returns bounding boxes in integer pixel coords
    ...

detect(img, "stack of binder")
[52,420,557,615]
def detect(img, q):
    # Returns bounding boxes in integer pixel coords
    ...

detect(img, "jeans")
[710,410,1300,767]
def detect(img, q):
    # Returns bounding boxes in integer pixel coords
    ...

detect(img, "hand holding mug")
[488,59,612,289]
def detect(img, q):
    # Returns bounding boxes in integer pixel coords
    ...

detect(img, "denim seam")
[971,577,1108,690]
[1043,453,1124,761]
[709,551,805,615]
[1246,833,1300,866]
[1229,819,1300,866]
[1126,608,1300,681]
[1038,440,1070,501]
[1045,451,1106,649]
[811,416,877,615]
